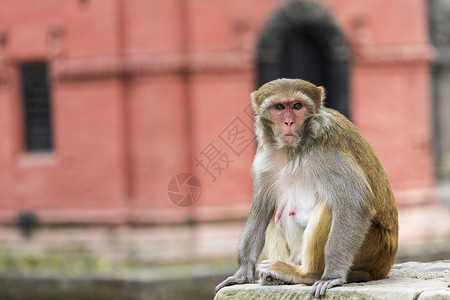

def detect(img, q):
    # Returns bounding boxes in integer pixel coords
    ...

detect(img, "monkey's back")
[312,107,399,280]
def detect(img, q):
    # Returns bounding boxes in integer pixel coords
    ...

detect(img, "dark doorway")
[256,0,351,118]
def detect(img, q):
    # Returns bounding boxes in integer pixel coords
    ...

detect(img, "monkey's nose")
[284,121,294,126]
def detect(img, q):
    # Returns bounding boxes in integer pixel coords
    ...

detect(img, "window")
[20,63,54,152]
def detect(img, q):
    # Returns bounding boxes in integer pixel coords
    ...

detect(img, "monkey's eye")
[274,103,285,110]
[293,102,303,110]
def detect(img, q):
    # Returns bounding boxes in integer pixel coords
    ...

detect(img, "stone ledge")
[214,261,450,300]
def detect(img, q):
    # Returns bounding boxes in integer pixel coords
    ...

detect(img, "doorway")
[256,0,351,117]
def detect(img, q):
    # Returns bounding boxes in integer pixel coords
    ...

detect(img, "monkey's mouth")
[281,134,298,143]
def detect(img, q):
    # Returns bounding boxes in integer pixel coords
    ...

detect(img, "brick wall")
[0,0,436,224]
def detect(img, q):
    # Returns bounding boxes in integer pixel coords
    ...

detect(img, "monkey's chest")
[272,177,316,263]
[275,177,316,228]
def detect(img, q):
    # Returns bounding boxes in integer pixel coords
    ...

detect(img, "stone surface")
[214,260,450,300]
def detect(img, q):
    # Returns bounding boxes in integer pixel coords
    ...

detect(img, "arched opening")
[256,0,351,117]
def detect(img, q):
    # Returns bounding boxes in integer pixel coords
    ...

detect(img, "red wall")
[0,0,435,224]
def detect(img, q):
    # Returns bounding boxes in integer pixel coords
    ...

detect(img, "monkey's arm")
[305,151,375,297]
[215,176,274,292]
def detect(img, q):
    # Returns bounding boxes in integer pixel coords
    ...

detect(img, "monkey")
[215,79,398,298]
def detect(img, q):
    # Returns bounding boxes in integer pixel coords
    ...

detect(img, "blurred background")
[0,0,449,299]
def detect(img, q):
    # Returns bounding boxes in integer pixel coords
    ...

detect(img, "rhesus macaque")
[215,79,398,297]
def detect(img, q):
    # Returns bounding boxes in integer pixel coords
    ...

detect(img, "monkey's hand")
[215,263,254,293]
[311,277,345,298]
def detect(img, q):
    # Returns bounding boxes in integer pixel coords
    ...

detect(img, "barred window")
[20,63,54,152]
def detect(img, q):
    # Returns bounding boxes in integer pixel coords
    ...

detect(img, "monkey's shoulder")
[306,108,375,155]
[320,108,362,137]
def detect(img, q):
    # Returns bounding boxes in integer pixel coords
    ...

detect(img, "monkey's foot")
[311,278,345,298]
[257,260,297,285]
[259,274,289,286]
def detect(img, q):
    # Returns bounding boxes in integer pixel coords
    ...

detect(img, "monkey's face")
[251,79,325,148]
[268,97,307,145]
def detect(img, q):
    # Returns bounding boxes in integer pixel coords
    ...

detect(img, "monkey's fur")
[215,79,398,297]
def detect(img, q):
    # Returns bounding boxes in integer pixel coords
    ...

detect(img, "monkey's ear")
[250,91,259,114]
[318,86,326,108]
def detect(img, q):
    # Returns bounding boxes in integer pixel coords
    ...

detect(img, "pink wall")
[0,0,435,224]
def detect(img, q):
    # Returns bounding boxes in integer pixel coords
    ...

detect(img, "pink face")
[268,97,307,144]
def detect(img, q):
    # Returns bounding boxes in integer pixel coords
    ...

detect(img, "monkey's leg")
[347,270,372,283]
[257,201,331,285]
[263,220,291,261]
[259,219,291,285]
